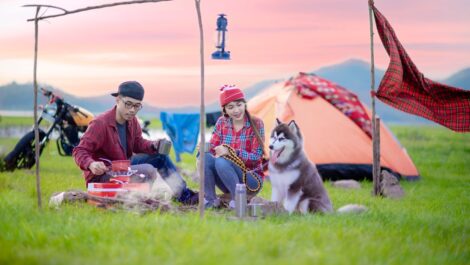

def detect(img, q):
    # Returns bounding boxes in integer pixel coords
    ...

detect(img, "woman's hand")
[213,145,229,157]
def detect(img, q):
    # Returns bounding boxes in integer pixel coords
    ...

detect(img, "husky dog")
[269,119,333,214]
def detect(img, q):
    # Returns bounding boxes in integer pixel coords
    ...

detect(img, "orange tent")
[248,72,419,180]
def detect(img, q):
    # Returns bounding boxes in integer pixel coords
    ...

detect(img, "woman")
[203,84,265,208]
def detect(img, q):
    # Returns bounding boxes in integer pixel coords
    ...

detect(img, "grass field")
[0,116,44,128]
[0,125,468,265]
[0,115,158,129]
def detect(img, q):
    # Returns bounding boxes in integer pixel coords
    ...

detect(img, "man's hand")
[213,145,229,158]
[88,161,108,175]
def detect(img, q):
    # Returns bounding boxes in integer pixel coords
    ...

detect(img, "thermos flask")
[235,183,247,218]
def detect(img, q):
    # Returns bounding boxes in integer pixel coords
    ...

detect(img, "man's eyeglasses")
[122,100,143,110]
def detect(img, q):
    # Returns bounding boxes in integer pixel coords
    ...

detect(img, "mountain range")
[1,58,469,124]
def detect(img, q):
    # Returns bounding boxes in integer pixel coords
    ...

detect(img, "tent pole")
[369,0,381,196]
[195,0,205,218]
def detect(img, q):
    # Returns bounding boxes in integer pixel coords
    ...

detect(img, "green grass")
[0,114,155,129]
[0,116,37,128]
[0,125,468,265]
[138,117,163,130]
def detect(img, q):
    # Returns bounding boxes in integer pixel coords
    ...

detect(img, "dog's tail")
[336,204,368,214]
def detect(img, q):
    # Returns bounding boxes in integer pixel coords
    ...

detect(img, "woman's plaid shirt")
[209,115,265,179]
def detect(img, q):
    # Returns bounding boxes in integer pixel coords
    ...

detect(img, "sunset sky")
[1,0,469,107]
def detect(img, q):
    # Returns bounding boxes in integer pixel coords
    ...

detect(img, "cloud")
[1,0,469,106]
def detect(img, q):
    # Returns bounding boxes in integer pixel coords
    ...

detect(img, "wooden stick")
[23,4,67,13]
[25,0,171,22]
[194,0,206,219]
[33,6,42,209]
[368,0,380,196]
[374,117,381,195]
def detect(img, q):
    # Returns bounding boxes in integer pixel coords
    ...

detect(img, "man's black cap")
[111,81,145,101]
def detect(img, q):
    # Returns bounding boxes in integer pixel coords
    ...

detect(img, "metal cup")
[248,203,263,217]
[157,139,172,155]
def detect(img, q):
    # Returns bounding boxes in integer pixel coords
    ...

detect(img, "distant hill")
[0,82,163,117]
[152,79,284,114]
[313,59,385,106]
[244,79,284,99]
[0,80,281,116]
[1,59,469,124]
[442,68,470,89]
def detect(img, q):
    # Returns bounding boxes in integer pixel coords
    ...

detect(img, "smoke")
[150,173,174,201]
[159,172,185,199]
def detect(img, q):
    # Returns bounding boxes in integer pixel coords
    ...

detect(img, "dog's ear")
[275,118,282,126]
[287,120,298,132]
[288,120,302,139]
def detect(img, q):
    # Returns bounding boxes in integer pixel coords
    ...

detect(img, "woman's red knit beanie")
[219,85,245,107]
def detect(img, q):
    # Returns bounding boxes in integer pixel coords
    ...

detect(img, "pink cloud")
[1,0,469,107]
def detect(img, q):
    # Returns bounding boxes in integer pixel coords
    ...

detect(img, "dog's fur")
[268,119,333,214]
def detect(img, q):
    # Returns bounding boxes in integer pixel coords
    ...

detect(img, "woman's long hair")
[223,99,265,157]
[245,110,266,157]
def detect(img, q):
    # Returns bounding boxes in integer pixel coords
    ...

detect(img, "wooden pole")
[368,0,381,196]
[194,0,206,218]
[374,117,381,195]
[25,0,171,22]
[33,6,42,209]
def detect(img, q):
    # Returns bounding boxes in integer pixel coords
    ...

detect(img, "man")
[73,81,197,204]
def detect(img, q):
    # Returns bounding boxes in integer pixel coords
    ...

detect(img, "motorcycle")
[3,88,94,171]
[141,119,151,138]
